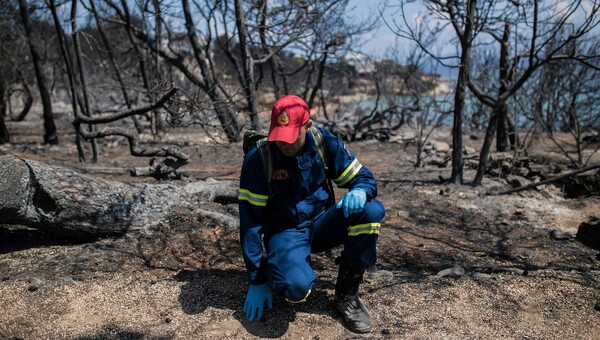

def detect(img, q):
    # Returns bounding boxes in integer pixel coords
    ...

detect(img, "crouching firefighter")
[238,95,385,333]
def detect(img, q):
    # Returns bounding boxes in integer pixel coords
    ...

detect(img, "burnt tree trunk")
[71,0,99,162]
[448,0,477,184]
[18,0,58,145]
[0,155,239,240]
[234,0,261,130]
[47,0,86,162]
[495,21,511,152]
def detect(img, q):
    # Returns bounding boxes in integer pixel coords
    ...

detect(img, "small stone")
[595,301,600,312]
[382,328,391,335]
[513,208,525,215]
[514,167,530,177]
[463,146,476,154]
[471,272,492,279]
[165,317,171,324]
[28,277,43,286]
[500,268,525,276]
[58,276,76,284]
[397,210,410,218]
[368,270,394,281]
[550,230,575,240]
[28,285,38,292]
[436,265,465,277]
[489,168,502,177]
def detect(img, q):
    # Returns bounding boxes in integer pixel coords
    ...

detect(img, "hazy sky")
[347,0,426,57]
[346,1,458,77]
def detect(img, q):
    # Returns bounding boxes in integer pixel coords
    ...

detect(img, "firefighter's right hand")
[243,283,273,321]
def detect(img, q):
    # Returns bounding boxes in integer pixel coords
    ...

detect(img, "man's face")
[275,120,313,156]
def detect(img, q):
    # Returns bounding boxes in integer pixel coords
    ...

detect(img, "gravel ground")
[0,268,598,339]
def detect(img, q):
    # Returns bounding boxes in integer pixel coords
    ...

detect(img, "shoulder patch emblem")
[277,111,290,126]
[343,143,353,157]
[272,169,291,181]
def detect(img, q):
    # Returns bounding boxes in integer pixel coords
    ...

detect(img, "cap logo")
[277,111,290,126]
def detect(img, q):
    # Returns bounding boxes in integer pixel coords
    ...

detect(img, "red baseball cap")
[268,95,310,143]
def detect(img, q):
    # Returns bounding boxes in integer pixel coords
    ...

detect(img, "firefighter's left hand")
[336,188,367,218]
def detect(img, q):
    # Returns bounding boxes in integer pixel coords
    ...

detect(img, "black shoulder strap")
[256,137,273,196]
[309,126,335,204]
[309,126,328,172]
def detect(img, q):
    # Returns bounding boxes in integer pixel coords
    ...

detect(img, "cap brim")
[268,125,301,144]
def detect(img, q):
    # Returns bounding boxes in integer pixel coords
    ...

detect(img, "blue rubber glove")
[243,283,273,322]
[336,188,367,218]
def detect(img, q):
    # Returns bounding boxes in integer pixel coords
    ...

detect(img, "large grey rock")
[432,141,450,152]
[506,175,531,188]
[576,218,600,250]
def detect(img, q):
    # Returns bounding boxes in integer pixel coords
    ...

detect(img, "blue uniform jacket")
[238,127,378,284]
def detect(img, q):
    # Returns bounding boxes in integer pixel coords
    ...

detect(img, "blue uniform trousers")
[262,199,385,302]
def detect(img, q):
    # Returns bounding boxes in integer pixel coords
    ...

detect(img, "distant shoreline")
[336,80,454,105]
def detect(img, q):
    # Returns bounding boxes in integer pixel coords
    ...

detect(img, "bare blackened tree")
[226,0,368,130]
[45,0,186,175]
[70,0,99,162]
[526,41,600,168]
[389,0,484,184]
[469,0,600,185]
[179,0,241,140]
[101,0,243,141]
[88,0,144,134]
[94,0,370,140]
[234,0,261,129]
[0,0,33,135]
[390,0,600,186]
[18,0,58,144]
[0,1,18,143]
[288,1,376,113]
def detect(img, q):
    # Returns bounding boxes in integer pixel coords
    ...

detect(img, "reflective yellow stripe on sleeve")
[347,222,381,236]
[334,158,363,187]
[238,189,268,207]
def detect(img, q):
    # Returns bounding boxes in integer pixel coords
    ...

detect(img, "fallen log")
[0,155,239,240]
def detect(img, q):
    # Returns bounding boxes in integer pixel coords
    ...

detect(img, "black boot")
[333,262,372,333]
